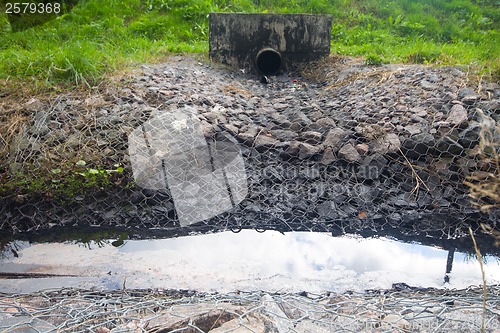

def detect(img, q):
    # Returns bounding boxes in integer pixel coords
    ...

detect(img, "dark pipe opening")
[256,48,282,75]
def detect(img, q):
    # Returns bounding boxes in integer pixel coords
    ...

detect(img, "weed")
[364,53,386,66]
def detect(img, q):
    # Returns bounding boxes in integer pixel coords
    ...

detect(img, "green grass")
[0,0,498,89]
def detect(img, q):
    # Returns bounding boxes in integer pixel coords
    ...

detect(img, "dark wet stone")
[436,136,465,156]
[358,153,388,179]
[402,133,436,160]
[458,121,481,149]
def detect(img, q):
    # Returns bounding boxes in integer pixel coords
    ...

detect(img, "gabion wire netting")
[0,57,498,246]
[1,286,499,332]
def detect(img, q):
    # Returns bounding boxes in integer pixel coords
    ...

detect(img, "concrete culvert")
[256,48,282,75]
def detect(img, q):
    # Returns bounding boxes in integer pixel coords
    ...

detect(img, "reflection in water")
[0,230,499,293]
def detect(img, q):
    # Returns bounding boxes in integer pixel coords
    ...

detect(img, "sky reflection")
[1,230,499,293]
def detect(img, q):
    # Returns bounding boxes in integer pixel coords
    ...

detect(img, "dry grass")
[0,102,30,162]
[464,109,500,213]
[463,109,500,319]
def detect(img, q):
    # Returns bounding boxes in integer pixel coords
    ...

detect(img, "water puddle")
[1,230,499,294]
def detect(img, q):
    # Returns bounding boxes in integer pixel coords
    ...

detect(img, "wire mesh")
[0,286,499,332]
[0,57,498,241]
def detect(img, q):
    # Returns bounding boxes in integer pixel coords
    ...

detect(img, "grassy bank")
[0,0,498,90]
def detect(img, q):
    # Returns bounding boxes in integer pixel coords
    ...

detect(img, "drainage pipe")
[256,48,282,75]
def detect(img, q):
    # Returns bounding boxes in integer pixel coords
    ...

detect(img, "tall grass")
[0,0,498,88]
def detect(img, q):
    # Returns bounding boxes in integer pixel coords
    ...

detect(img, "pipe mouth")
[256,48,282,75]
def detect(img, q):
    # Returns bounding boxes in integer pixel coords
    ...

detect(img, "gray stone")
[354,124,384,140]
[287,110,312,126]
[269,129,298,141]
[0,316,55,333]
[322,128,349,152]
[420,80,437,90]
[355,143,369,155]
[254,133,280,152]
[273,102,289,110]
[301,131,323,144]
[458,87,480,104]
[320,147,336,165]
[446,104,468,126]
[316,201,338,218]
[283,141,320,159]
[315,117,337,128]
[298,142,320,159]
[410,106,428,118]
[404,124,422,135]
[338,143,361,163]
[371,133,401,154]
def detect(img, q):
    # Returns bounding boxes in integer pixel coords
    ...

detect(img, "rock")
[301,131,323,144]
[380,314,411,330]
[269,129,298,141]
[458,87,480,104]
[410,106,428,118]
[315,117,336,128]
[269,112,292,129]
[338,143,361,163]
[322,128,349,152]
[355,143,369,155]
[286,110,312,129]
[427,73,440,83]
[273,102,289,110]
[354,124,384,140]
[320,147,336,165]
[458,121,481,149]
[316,201,338,218]
[404,124,422,135]
[0,316,56,333]
[446,104,468,126]
[208,314,267,333]
[371,133,401,154]
[436,136,465,156]
[420,80,437,90]
[282,141,320,160]
[254,133,279,152]
[236,126,259,145]
[297,142,320,159]
[402,133,435,160]
[358,153,387,180]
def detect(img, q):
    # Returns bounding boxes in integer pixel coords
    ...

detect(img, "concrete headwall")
[209,13,333,74]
